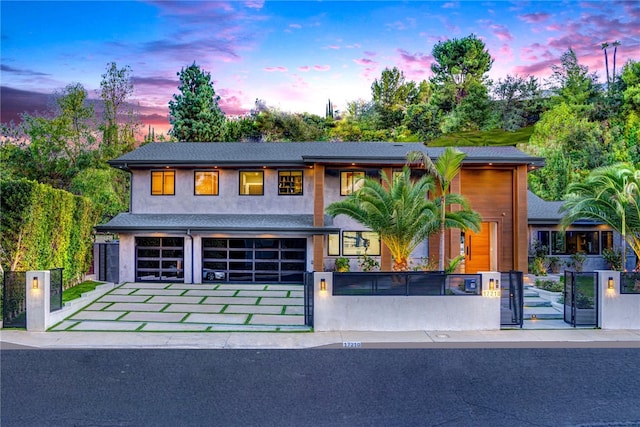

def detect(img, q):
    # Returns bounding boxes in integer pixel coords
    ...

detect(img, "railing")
[2,271,27,328]
[332,272,482,296]
[620,272,640,294]
[50,268,63,312]
[304,272,314,327]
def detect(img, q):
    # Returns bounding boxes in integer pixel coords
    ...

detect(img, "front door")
[464,222,498,273]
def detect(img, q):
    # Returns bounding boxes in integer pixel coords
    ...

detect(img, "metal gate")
[500,271,524,328]
[564,271,598,327]
[2,271,27,328]
[304,272,313,327]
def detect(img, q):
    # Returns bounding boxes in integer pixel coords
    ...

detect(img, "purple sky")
[2,1,639,135]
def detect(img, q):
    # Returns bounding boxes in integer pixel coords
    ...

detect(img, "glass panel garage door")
[136,237,184,282]
[202,238,306,283]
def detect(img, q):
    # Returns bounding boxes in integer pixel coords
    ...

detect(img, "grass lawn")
[63,280,102,303]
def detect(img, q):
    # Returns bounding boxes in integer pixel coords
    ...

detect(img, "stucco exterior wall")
[598,271,640,330]
[130,168,315,214]
[313,272,501,331]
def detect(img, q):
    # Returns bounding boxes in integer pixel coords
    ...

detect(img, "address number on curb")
[343,341,362,348]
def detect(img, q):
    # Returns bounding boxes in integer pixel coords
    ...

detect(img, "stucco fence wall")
[598,271,640,330]
[312,272,502,332]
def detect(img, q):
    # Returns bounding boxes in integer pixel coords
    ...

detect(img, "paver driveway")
[51,282,310,332]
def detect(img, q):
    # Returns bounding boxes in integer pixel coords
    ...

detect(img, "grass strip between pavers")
[116,312,131,321]
[245,314,253,325]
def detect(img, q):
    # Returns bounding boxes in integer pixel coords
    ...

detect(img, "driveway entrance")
[51,282,310,332]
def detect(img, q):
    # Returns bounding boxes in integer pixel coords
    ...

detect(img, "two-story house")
[96,142,544,284]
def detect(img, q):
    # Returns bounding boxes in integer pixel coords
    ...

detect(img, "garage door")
[202,238,306,283]
[136,237,184,282]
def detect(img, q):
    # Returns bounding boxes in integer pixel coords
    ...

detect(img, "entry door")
[465,222,498,273]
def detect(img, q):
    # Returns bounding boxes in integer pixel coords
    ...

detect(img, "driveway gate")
[564,271,598,327]
[500,271,524,328]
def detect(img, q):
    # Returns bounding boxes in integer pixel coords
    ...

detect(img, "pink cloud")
[313,65,331,71]
[327,45,340,50]
[518,12,551,23]
[298,66,310,72]
[491,24,513,42]
[353,58,375,66]
[263,66,288,72]
[498,44,514,62]
[364,51,377,57]
[546,24,562,31]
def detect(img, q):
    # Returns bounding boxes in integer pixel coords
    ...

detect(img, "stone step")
[523,297,552,307]
[524,306,563,320]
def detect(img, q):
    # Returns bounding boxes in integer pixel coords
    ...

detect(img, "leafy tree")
[70,167,129,222]
[549,48,599,110]
[99,62,139,156]
[371,67,419,129]
[561,163,640,270]
[326,167,438,271]
[408,147,482,270]
[430,34,493,105]
[169,62,226,142]
[492,75,544,131]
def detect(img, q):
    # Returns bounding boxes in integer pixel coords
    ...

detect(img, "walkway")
[50,282,310,333]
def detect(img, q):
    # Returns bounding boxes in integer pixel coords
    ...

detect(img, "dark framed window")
[328,233,340,256]
[342,231,381,256]
[551,230,600,255]
[239,171,264,195]
[278,170,303,195]
[194,171,219,195]
[340,171,365,195]
[601,231,614,252]
[151,170,175,195]
[537,231,550,254]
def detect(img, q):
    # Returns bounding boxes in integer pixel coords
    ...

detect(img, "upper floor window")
[278,170,303,195]
[151,170,175,195]
[240,171,264,195]
[194,171,219,196]
[340,171,365,195]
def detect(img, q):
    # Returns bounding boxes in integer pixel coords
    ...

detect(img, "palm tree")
[326,167,437,271]
[601,42,610,92]
[408,147,482,271]
[561,163,640,271]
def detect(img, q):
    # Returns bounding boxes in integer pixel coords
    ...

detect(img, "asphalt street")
[2,348,640,426]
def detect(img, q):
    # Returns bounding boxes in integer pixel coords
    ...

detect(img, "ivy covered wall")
[1,179,101,287]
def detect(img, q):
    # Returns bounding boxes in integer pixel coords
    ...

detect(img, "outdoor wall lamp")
[608,276,614,290]
[32,276,39,290]
[489,278,495,290]
[320,278,327,292]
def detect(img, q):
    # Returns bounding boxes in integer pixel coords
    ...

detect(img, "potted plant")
[566,252,586,272]
[335,257,350,272]
[547,256,561,274]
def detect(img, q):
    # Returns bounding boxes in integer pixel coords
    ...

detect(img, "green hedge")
[1,179,101,287]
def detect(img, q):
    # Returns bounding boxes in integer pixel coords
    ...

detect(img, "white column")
[26,270,51,332]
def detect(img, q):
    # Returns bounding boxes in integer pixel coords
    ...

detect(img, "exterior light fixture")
[320,278,327,292]
[489,278,495,290]
[608,277,614,290]
[32,276,39,290]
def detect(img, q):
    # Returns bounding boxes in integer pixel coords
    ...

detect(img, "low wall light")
[489,278,495,290]
[320,278,327,292]
[608,276,614,290]
[32,276,39,290]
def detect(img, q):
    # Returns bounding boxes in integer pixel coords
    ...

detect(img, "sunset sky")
[2,1,639,136]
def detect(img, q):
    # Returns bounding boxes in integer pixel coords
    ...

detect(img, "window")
[341,171,365,195]
[151,170,175,195]
[194,171,219,195]
[342,231,381,256]
[328,233,340,256]
[278,170,303,195]
[602,231,613,252]
[239,171,264,195]
[551,230,600,255]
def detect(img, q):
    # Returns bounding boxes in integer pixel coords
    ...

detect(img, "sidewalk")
[3,328,640,350]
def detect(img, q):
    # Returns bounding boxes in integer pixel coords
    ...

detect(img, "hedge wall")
[1,179,101,287]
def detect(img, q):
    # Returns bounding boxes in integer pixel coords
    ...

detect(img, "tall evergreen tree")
[168,62,226,142]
